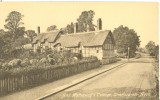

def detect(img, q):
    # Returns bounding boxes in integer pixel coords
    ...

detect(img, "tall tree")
[63,10,96,34]
[77,10,95,32]
[4,11,24,40]
[47,25,57,32]
[113,25,140,57]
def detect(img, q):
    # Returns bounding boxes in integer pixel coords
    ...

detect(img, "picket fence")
[0,60,100,95]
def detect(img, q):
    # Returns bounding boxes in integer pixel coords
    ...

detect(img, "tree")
[137,47,146,53]
[0,29,13,58]
[155,45,159,60]
[60,28,67,35]
[1,11,32,59]
[25,30,37,42]
[63,10,96,34]
[13,36,30,48]
[66,22,74,34]
[113,25,140,57]
[4,11,24,40]
[47,25,58,32]
[145,41,156,56]
[77,10,95,32]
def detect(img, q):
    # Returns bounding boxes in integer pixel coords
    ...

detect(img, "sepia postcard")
[0,1,159,100]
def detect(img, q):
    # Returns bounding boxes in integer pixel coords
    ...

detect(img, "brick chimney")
[74,23,78,34]
[37,26,40,34]
[97,18,102,30]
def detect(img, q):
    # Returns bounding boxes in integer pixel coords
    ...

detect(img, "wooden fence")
[0,60,100,96]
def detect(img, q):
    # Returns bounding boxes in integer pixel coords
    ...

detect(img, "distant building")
[32,18,116,64]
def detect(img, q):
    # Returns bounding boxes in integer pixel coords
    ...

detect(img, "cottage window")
[79,50,82,53]
[68,49,71,52]
[97,50,99,53]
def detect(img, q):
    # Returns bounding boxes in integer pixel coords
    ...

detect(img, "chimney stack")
[37,26,40,34]
[97,18,102,30]
[74,23,78,34]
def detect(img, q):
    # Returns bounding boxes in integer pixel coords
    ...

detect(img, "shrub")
[39,58,48,63]
[71,53,82,60]
[8,59,21,68]
[0,62,2,69]
[21,58,30,67]
[135,53,141,59]
[29,59,39,65]
[82,56,98,61]
[48,58,55,65]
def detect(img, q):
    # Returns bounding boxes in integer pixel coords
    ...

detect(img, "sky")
[0,2,158,47]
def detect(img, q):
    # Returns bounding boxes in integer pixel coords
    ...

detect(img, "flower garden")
[0,49,100,95]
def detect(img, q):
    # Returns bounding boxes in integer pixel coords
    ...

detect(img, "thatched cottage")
[32,18,116,64]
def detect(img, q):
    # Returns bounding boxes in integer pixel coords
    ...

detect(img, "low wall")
[0,60,100,96]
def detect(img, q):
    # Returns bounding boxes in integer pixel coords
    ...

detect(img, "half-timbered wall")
[102,33,114,58]
[82,47,103,60]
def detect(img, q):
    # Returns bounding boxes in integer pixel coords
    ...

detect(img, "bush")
[21,58,30,67]
[82,56,98,62]
[135,53,141,59]
[29,59,39,65]
[8,59,21,68]
[39,58,48,63]
[0,49,86,71]
[0,62,2,69]
[2,63,8,69]
[48,58,55,65]
[71,53,82,60]
[116,53,126,58]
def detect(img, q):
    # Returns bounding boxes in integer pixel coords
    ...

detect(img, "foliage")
[77,10,95,32]
[145,41,159,60]
[0,48,98,71]
[13,36,30,48]
[0,11,32,59]
[82,56,98,61]
[4,11,24,40]
[0,30,13,58]
[60,28,67,35]
[134,53,141,59]
[62,10,96,34]
[113,25,140,57]
[155,45,159,60]
[137,47,146,53]
[25,30,37,42]
[66,22,74,34]
[145,41,156,56]
[47,25,58,32]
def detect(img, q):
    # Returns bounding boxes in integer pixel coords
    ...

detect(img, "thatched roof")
[32,30,62,44]
[54,30,114,47]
